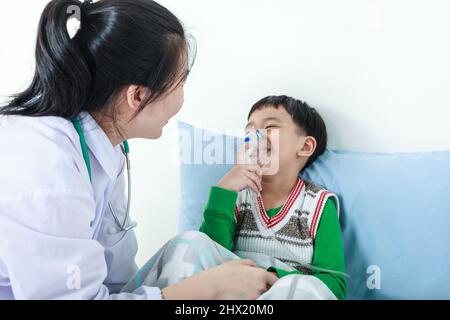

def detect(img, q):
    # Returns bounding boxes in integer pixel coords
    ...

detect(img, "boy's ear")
[297,136,317,157]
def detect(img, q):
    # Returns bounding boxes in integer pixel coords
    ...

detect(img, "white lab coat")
[0,112,161,299]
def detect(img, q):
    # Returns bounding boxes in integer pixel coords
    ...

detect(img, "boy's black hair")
[248,95,327,169]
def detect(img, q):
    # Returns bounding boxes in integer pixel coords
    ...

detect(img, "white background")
[1,0,450,266]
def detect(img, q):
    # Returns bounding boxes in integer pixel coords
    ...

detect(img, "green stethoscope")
[72,118,136,233]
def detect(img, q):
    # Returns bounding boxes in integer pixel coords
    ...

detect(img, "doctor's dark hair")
[248,95,327,169]
[0,0,194,122]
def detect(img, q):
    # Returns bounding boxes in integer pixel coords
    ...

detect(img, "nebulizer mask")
[241,128,273,172]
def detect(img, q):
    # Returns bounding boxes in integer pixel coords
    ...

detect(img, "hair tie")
[67,0,92,39]
[81,0,93,11]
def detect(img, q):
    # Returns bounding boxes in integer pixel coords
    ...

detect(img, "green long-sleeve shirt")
[199,186,347,300]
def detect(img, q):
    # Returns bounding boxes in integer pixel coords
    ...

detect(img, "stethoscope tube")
[71,118,136,234]
[108,144,136,232]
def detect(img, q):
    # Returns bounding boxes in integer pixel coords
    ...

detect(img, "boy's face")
[245,105,315,176]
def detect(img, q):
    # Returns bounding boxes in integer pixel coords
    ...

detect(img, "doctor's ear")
[126,85,151,111]
[297,136,317,157]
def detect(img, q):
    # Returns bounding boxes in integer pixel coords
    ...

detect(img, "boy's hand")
[217,164,262,193]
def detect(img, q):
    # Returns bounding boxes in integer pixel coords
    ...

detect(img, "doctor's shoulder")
[0,114,90,190]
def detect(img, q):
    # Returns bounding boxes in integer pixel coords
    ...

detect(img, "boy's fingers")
[246,164,261,171]
[249,173,262,191]
[245,177,260,194]
[246,170,260,182]
[246,171,262,191]
[248,166,263,179]
[246,164,263,177]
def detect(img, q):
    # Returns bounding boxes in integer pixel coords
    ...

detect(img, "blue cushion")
[178,121,450,299]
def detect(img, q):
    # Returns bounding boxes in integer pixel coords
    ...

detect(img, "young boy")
[199,95,347,300]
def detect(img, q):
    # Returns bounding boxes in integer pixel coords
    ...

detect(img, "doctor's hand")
[217,164,263,194]
[161,259,278,300]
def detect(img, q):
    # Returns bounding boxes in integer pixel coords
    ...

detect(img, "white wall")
[1,0,450,266]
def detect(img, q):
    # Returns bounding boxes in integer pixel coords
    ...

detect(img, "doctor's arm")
[0,187,164,300]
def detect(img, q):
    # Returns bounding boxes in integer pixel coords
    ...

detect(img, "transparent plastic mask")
[240,128,279,175]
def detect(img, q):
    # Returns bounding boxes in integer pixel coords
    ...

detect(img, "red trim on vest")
[268,181,303,227]
[310,191,330,239]
[234,205,239,220]
[256,178,304,228]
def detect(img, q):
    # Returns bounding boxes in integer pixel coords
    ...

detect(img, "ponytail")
[1,0,92,118]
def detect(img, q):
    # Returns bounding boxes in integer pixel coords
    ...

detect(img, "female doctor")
[0,0,277,299]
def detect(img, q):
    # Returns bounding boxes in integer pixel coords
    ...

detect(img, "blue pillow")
[178,121,450,299]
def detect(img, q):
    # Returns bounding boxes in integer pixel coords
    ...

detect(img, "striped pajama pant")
[121,231,336,300]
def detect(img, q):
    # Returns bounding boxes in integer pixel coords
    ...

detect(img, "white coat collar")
[77,111,124,181]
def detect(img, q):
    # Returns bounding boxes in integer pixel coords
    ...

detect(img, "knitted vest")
[233,178,339,273]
